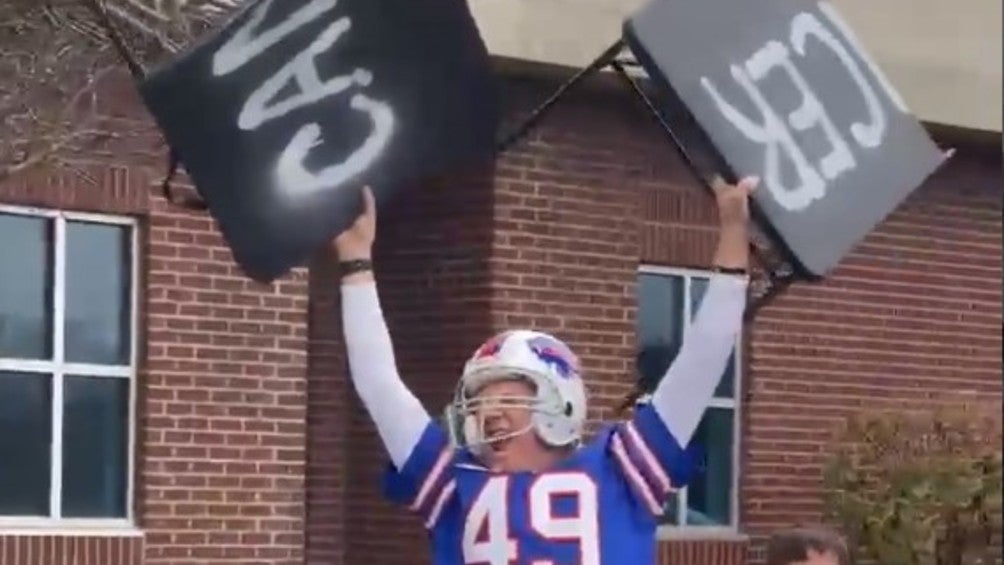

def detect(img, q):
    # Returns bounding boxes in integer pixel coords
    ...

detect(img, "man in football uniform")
[332,176,757,564]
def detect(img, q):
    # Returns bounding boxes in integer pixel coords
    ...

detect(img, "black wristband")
[712,265,748,276]
[339,258,373,276]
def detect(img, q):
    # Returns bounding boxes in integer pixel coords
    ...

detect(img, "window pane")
[636,273,684,392]
[62,375,129,518]
[0,372,52,516]
[0,214,52,360]
[685,407,734,526]
[690,277,736,399]
[64,221,132,365]
[659,491,680,525]
[690,276,709,310]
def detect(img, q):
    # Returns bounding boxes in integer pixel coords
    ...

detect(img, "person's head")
[766,527,851,565]
[445,330,588,473]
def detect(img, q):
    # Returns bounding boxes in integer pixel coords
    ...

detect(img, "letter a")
[236,17,372,130]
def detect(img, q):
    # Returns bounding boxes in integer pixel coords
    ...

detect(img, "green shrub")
[823,400,1002,565]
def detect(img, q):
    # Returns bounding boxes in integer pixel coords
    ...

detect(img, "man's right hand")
[332,185,377,261]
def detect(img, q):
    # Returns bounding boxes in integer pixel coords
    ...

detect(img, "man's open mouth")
[485,430,511,451]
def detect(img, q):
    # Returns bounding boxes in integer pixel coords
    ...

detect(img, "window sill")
[656,526,750,542]
[0,518,143,538]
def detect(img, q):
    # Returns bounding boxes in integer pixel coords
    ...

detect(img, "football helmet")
[444,330,588,451]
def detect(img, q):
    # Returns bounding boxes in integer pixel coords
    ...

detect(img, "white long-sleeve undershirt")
[340,273,747,468]
[650,274,748,446]
[340,283,430,469]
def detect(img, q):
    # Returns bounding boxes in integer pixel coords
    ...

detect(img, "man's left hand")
[711,176,758,228]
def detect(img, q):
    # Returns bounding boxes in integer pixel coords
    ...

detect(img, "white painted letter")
[791,12,887,149]
[211,0,397,201]
[274,93,394,200]
[746,40,856,181]
[237,17,370,130]
[701,62,825,211]
[212,0,340,76]
[818,2,909,114]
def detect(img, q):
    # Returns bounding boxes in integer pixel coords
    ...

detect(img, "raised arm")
[333,187,431,469]
[607,177,756,517]
[651,176,755,446]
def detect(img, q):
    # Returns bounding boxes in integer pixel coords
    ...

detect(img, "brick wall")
[338,71,1000,564]
[141,187,309,565]
[2,64,999,565]
[309,74,758,564]
[491,78,645,424]
[740,145,1002,552]
[1,70,311,565]
[304,256,348,565]
[629,91,1001,560]
[496,74,754,563]
[0,533,143,565]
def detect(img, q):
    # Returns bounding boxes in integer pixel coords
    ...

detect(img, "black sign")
[624,0,947,277]
[139,0,499,282]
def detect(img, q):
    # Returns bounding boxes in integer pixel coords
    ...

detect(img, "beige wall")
[470,0,1002,132]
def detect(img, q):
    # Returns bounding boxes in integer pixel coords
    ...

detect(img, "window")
[636,266,742,533]
[0,206,137,528]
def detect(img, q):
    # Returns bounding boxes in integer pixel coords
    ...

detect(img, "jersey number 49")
[462,472,601,565]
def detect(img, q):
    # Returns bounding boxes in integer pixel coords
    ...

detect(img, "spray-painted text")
[700,1,909,211]
[213,0,394,202]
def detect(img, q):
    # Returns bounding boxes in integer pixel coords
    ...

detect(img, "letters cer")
[701,2,909,211]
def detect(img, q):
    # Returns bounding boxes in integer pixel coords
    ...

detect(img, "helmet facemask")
[444,371,565,454]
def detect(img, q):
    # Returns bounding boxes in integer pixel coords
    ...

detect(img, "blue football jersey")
[383,404,700,565]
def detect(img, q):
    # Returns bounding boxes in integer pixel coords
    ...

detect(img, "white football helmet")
[444,330,588,452]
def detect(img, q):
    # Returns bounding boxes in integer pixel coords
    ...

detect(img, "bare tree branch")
[0,129,118,183]
[105,2,182,54]
[0,0,246,182]
[0,64,120,183]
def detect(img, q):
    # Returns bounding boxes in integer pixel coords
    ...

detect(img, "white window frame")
[0,205,138,532]
[637,264,744,539]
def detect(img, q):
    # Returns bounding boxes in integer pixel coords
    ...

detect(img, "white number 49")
[463,472,600,565]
